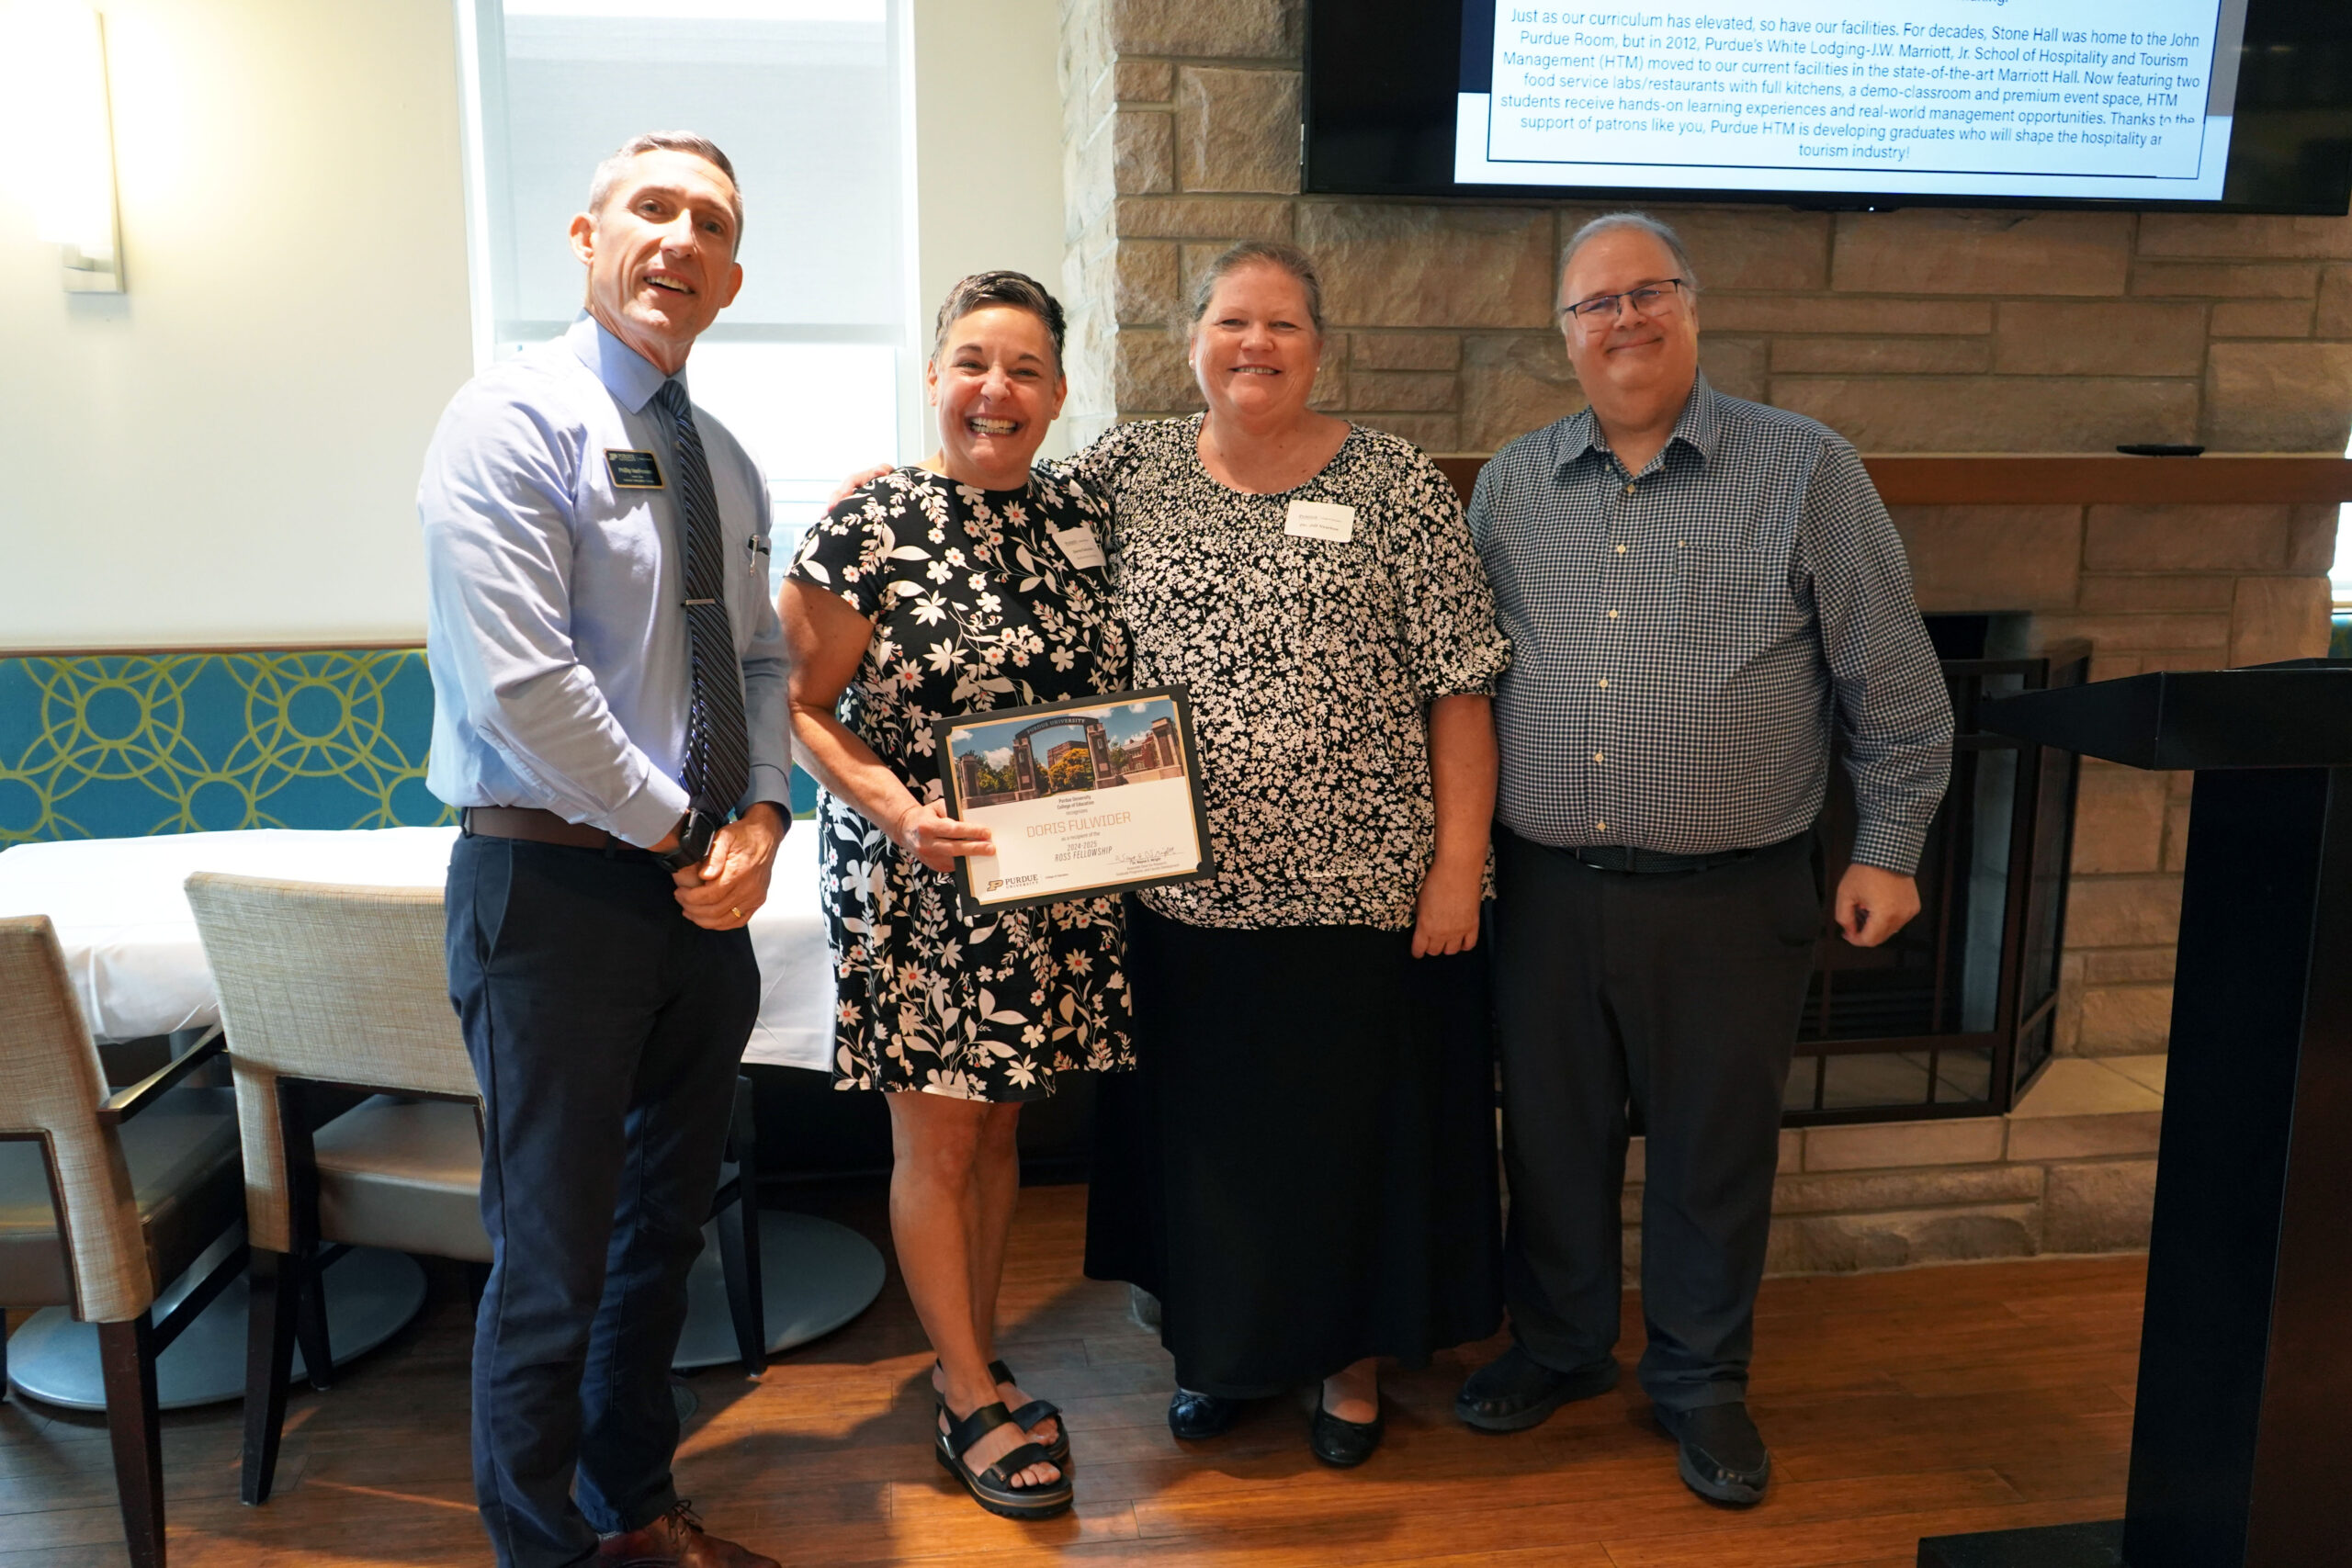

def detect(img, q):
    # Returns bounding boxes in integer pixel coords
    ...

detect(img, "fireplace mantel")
[1855,456,2352,506]
[1433,455,2352,507]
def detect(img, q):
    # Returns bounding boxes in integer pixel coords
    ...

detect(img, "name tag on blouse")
[1052,526,1107,570]
[1284,500,1356,543]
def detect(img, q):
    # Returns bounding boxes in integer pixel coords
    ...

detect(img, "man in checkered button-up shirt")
[1453,214,1953,1506]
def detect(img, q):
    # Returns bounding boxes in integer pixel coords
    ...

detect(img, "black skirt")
[1084,902,1504,1395]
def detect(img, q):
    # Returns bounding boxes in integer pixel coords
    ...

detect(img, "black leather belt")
[461,806,624,852]
[1558,839,1785,875]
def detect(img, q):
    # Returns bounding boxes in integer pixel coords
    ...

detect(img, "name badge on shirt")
[1284,500,1356,543]
[605,449,664,489]
[1051,525,1107,570]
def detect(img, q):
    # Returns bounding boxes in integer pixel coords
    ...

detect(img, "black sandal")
[934,1401,1072,1520]
[989,1358,1071,1466]
[934,1359,1071,1466]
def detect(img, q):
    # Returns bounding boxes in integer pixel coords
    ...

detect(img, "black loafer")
[1308,1397,1384,1468]
[1659,1401,1770,1506]
[1455,1347,1621,1432]
[1168,1387,1238,1441]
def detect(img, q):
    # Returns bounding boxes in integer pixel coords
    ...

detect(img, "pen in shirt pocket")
[745,534,771,575]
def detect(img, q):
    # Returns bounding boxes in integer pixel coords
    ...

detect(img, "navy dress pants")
[446,833,757,1568]
[1490,828,1822,1414]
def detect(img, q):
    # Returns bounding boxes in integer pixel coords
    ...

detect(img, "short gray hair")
[587,132,744,252]
[1185,240,1327,337]
[931,270,1068,374]
[1559,212,1699,296]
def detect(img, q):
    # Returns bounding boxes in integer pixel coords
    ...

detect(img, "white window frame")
[450,0,927,468]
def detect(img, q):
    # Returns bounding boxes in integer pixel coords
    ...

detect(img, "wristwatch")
[653,807,718,872]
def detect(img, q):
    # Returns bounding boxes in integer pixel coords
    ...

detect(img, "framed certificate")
[932,686,1216,916]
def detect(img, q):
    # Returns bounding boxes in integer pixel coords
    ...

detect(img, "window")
[459,0,911,581]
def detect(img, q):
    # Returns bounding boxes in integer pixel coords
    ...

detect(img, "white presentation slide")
[1458,0,2245,199]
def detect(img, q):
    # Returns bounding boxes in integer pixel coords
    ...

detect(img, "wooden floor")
[2,1182,2144,1567]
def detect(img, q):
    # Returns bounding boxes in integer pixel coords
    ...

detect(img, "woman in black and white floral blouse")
[781,273,1127,1520]
[1079,243,1511,1468]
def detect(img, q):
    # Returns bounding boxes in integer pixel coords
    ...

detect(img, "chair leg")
[294,1253,334,1392]
[276,1077,335,1394]
[242,1248,301,1506]
[716,1075,764,1374]
[97,1315,164,1568]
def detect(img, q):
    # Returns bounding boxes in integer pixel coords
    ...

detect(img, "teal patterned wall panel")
[0,649,452,843]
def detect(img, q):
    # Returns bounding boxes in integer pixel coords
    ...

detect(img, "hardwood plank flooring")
[0,1182,2144,1566]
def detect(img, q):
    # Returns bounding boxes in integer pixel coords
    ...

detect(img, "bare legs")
[887,1091,1060,1488]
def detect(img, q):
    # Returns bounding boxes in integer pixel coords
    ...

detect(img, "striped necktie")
[652,378,750,819]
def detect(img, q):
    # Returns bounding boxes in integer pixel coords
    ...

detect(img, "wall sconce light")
[12,1,126,292]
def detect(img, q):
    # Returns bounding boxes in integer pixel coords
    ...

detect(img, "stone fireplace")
[1054,0,2352,1267]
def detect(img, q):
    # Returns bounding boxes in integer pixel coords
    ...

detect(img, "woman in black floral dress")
[780,274,1129,1519]
[1077,243,1510,1468]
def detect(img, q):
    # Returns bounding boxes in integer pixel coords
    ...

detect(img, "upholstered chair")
[0,915,247,1568]
[184,873,766,1507]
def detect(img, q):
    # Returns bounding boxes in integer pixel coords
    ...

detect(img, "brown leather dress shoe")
[596,1501,778,1568]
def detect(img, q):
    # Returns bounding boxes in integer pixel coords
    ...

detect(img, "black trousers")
[446,834,757,1568]
[1490,827,1822,1413]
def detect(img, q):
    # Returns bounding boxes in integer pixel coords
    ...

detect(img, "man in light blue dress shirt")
[420,132,785,1568]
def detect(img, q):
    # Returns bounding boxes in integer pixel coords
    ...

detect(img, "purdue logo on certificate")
[932,687,1216,916]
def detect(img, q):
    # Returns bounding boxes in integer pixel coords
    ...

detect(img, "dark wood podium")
[1919,660,2352,1568]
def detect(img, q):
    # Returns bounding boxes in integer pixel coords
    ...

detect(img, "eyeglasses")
[1558,278,1690,329]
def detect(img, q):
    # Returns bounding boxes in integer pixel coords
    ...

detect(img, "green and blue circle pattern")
[0,650,454,843]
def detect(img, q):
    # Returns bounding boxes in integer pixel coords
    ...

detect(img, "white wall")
[0,0,475,650]
[0,0,1069,651]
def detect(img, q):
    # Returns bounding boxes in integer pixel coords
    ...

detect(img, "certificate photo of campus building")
[936,691,1211,912]
[946,695,1188,806]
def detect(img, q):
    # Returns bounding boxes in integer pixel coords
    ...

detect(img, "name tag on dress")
[1052,526,1107,570]
[1283,500,1356,543]
[605,449,663,489]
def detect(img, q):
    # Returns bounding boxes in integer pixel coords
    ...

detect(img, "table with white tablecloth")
[0,822,878,1408]
[0,823,836,1070]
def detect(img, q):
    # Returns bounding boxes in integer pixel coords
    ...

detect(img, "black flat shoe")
[1309,1395,1384,1468]
[1658,1401,1770,1506]
[1455,1347,1620,1432]
[1167,1387,1238,1440]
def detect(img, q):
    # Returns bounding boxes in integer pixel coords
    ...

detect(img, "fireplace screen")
[1780,624,2088,1124]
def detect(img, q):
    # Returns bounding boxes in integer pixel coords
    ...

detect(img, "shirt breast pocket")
[1675,528,1793,651]
[729,534,773,649]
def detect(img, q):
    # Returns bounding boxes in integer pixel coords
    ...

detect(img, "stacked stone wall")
[1060,0,2352,460]
[1623,1055,2170,1278]
[1059,0,2346,1073]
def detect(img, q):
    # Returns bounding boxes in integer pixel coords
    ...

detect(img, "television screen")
[1305,0,2352,211]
